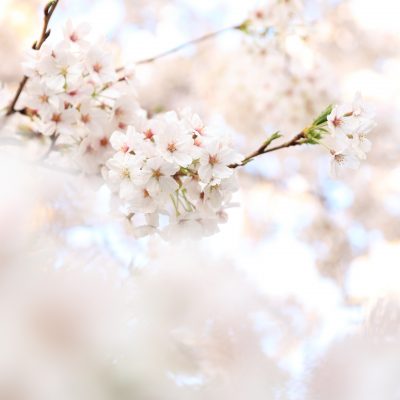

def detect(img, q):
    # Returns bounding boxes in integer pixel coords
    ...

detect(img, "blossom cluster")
[248,0,304,32]
[21,21,141,173]
[1,17,376,240]
[242,0,305,52]
[104,109,243,239]
[324,95,376,176]
[13,20,244,239]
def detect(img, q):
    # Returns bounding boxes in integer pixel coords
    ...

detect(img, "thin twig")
[6,0,60,117]
[230,131,306,169]
[131,24,243,66]
[40,132,60,161]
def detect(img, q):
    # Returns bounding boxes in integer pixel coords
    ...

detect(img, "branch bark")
[118,23,243,69]
[229,131,306,169]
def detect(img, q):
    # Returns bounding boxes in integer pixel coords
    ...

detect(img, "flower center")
[99,137,108,147]
[39,94,49,104]
[145,129,154,140]
[332,116,342,128]
[334,154,345,164]
[152,168,162,180]
[121,143,130,153]
[93,63,103,73]
[167,143,177,153]
[122,168,130,179]
[51,113,62,123]
[81,114,91,124]
[208,154,219,165]
[115,107,124,117]
[255,10,264,19]
[70,32,79,42]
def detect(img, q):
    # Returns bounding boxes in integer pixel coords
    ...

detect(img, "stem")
[230,131,306,169]
[132,24,243,66]
[6,0,60,117]
[40,132,60,161]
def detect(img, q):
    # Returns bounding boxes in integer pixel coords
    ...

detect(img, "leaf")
[313,104,333,126]
[262,131,281,149]
[237,20,251,34]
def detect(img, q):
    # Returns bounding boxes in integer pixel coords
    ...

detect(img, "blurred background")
[1,0,400,399]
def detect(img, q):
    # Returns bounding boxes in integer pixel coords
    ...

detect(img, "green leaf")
[304,127,323,144]
[312,104,333,126]
[262,131,281,148]
[237,20,251,34]
[305,138,319,145]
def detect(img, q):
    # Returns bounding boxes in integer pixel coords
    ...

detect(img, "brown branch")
[6,0,60,117]
[230,131,306,169]
[125,23,243,67]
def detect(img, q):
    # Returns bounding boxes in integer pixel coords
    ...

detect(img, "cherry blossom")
[153,116,196,166]
[103,110,243,238]
[78,100,108,135]
[40,101,79,136]
[23,80,58,117]
[106,152,144,200]
[20,25,144,174]
[63,20,91,47]
[327,104,356,137]
[330,149,361,178]
[135,157,179,197]
[86,46,117,84]
[198,139,243,183]
[5,17,376,239]
[322,95,375,177]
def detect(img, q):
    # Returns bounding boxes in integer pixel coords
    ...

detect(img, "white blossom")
[78,100,108,135]
[198,139,243,184]
[21,26,145,175]
[86,46,116,83]
[40,101,79,136]
[103,110,243,239]
[63,20,91,47]
[327,104,356,137]
[136,157,179,197]
[106,152,144,200]
[23,80,58,118]
[330,149,361,178]
[324,94,375,177]
[154,118,195,166]
[13,20,376,240]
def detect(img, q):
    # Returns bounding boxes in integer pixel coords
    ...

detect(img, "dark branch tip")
[44,1,56,16]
